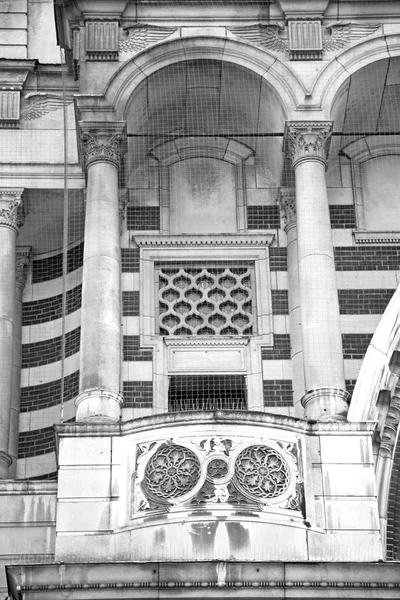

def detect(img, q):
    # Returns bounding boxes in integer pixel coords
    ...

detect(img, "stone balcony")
[54,411,381,562]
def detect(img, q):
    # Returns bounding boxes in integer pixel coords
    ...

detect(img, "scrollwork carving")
[277,189,296,229]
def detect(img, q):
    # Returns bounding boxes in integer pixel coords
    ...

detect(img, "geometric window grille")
[155,261,256,336]
[168,374,247,412]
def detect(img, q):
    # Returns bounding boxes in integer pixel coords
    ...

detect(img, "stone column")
[277,189,305,417]
[284,122,350,420]
[9,246,31,478]
[75,126,126,422]
[0,189,24,478]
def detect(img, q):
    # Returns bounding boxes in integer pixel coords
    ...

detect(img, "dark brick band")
[18,418,75,459]
[123,381,153,408]
[123,336,153,361]
[345,379,357,396]
[262,334,291,360]
[22,285,82,326]
[263,380,293,407]
[247,206,280,230]
[334,247,400,271]
[127,206,160,231]
[122,248,140,273]
[339,289,393,314]
[122,291,140,316]
[271,290,289,315]
[22,327,81,368]
[342,333,373,359]
[32,242,84,284]
[20,371,79,412]
[270,247,287,272]
[329,205,356,229]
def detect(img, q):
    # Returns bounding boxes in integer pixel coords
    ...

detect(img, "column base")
[75,389,123,422]
[0,450,12,479]
[301,387,351,421]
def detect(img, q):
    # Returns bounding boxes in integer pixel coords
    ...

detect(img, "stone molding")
[16,246,32,290]
[284,121,332,170]
[354,231,400,245]
[277,188,296,231]
[0,90,20,128]
[0,189,24,233]
[133,234,274,247]
[80,128,126,170]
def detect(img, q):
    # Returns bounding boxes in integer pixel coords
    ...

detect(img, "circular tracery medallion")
[143,444,201,501]
[234,445,290,500]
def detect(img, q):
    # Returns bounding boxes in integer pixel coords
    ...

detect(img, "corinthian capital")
[277,188,296,230]
[16,246,32,289]
[80,125,126,170]
[0,189,24,233]
[284,121,332,169]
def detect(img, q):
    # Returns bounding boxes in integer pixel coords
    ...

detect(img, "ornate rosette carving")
[284,121,332,169]
[0,190,24,232]
[234,445,291,500]
[134,436,302,514]
[81,131,123,170]
[142,443,201,502]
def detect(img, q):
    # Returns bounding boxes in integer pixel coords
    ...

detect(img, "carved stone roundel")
[234,445,290,499]
[143,444,201,500]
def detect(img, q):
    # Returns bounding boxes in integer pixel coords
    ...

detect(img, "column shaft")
[0,190,24,477]
[9,248,31,478]
[285,122,349,420]
[75,128,125,422]
[278,190,305,416]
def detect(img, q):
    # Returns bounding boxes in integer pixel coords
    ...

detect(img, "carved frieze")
[119,24,177,56]
[0,189,24,233]
[132,435,303,515]
[284,121,333,169]
[20,93,73,121]
[229,21,379,60]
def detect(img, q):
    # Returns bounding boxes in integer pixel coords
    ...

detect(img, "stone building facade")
[1,0,400,597]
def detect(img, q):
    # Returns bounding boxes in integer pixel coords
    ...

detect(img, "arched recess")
[314,32,400,116]
[103,36,303,120]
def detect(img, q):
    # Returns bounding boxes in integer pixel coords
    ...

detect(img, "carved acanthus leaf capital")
[16,246,32,289]
[277,188,296,229]
[0,189,24,232]
[81,129,125,170]
[284,121,332,169]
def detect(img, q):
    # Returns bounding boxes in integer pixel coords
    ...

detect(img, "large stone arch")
[102,36,304,119]
[309,32,400,116]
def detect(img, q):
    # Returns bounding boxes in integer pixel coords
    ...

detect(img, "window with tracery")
[155,261,257,336]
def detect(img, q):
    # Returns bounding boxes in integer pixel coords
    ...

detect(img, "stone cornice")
[284,121,332,169]
[133,234,275,248]
[354,231,400,245]
[7,560,400,599]
[0,189,24,233]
